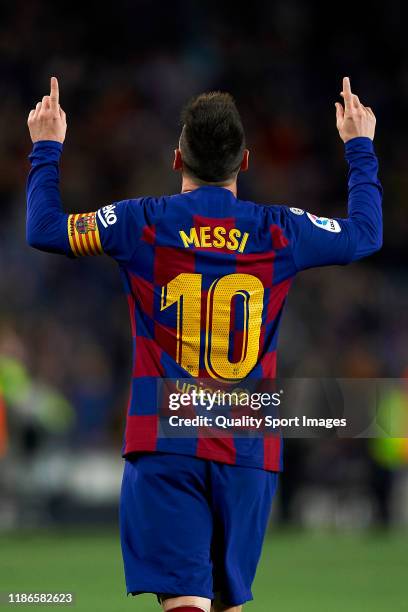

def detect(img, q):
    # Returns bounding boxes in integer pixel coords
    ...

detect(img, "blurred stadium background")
[0,1,407,610]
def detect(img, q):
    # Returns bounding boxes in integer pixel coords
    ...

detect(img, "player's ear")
[173,148,183,171]
[240,149,249,172]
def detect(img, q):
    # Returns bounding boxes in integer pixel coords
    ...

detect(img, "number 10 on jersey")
[161,273,264,381]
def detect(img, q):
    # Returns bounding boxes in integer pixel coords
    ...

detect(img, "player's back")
[124,185,290,382]
[107,185,295,470]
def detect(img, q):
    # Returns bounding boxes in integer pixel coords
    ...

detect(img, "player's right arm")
[26,77,144,262]
[282,77,383,271]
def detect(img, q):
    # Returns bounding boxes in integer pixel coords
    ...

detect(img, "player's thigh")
[210,463,278,605]
[120,453,214,595]
[120,453,213,557]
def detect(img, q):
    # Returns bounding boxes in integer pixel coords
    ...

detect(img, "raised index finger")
[342,76,353,111]
[50,76,59,110]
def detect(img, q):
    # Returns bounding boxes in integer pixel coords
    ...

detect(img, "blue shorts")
[120,452,278,607]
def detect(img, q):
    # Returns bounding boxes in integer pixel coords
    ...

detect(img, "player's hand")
[27,77,67,144]
[335,77,376,143]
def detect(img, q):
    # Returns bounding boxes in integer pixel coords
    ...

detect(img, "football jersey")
[26,137,383,470]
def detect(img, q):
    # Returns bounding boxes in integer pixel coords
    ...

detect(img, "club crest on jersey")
[306,213,341,233]
[75,213,97,234]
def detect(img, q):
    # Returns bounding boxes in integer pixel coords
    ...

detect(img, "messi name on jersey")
[179,226,250,252]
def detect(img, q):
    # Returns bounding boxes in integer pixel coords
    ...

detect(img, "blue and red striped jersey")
[26,137,382,471]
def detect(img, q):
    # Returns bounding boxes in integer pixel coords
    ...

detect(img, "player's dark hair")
[179,92,246,183]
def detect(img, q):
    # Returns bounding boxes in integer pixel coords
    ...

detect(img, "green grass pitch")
[1,529,407,611]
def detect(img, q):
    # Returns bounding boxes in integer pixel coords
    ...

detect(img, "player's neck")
[181,176,237,197]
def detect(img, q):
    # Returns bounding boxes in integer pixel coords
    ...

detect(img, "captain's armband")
[67,212,103,256]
